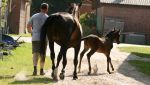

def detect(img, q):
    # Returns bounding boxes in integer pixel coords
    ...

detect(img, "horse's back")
[82,35,103,49]
[44,12,82,46]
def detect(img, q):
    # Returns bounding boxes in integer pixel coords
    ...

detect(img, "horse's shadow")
[0,75,14,80]
[66,72,111,77]
[10,75,53,84]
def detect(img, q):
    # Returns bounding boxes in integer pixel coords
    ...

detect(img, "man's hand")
[27,24,32,33]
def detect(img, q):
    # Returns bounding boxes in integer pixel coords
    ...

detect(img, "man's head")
[40,3,49,13]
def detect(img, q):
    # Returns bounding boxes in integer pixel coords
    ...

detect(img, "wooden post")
[0,3,1,30]
[0,7,2,42]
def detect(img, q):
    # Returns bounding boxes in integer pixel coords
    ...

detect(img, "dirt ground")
[44,42,150,85]
[13,37,150,85]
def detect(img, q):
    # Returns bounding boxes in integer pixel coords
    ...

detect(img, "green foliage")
[1,0,7,6]
[118,46,150,58]
[80,12,97,36]
[129,60,150,76]
[31,0,81,15]
[80,12,96,28]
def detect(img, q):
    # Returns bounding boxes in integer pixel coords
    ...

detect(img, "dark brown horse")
[40,3,82,80]
[78,28,120,74]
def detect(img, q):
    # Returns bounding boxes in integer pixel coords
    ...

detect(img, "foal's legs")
[73,43,81,80]
[49,42,55,78]
[87,49,96,75]
[106,52,114,74]
[78,48,89,73]
[109,57,114,71]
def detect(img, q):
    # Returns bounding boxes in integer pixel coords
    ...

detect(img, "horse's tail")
[40,18,49,55]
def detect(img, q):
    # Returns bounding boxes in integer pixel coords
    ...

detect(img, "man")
[27,3,49,76]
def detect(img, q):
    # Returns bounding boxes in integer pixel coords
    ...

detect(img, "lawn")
[119,46,150,58]
[0,43,52,85]
[9,33,31,37]
[118,46,150,76]
[129,60,150,76]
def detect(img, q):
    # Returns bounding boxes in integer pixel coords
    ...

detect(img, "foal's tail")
[81,36,88,41]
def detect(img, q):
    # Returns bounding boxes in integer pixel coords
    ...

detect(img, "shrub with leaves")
[80,12,97,36]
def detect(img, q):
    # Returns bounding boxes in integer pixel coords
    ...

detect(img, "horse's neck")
[105,37,114,45]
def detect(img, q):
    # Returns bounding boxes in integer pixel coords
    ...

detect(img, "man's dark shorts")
[32,41,41,54]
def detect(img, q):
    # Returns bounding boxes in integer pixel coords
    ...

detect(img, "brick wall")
[8,0,30,34]
[101,4,150,33]
[8,0,21,34]
[99,4,150,44]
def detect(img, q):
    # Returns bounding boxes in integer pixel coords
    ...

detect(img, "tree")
[31,0,81,15]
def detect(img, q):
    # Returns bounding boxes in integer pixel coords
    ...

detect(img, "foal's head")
[106,28,121,44]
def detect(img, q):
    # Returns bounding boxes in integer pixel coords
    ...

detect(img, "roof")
[100,0,150,6]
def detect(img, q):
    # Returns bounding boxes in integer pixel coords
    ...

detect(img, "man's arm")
[27,17,33,33]
[27,23,32,33]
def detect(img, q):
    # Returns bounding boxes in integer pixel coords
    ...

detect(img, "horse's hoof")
[73,76,78,80]
[107,70,111,74]
[73,77,78,80]
[88,72,91,75]
[59,73,65,80]
[53,76,58,81]
[51,72,54,78]
[108,72,111,74]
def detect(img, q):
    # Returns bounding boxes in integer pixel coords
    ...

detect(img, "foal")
[78,29,120,74]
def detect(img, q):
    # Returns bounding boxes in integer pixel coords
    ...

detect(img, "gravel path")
[44,42,150,85]
[14,36,150,85]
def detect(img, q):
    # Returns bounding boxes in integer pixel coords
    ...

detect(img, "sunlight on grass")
[9,33,31,37]
[118,46,150,58]
[129,60,150,76]
[0,43,52,85]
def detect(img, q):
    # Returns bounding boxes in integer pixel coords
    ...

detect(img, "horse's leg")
[109,55,114,71]
[87,49,96,75]
[78,48,89,73]
[106,53,111,74]
[53,47,63,81]
[59,46,67,80]
[73,43,81,80]
[49,41,55,78]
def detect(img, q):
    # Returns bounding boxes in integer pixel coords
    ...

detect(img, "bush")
[80,12,97,36]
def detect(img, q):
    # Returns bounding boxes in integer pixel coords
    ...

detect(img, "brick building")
[7,0,31,34]
[81,0,150,44]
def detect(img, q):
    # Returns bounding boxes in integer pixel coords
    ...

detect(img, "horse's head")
[68,3,82,19]
[106,28,121,44]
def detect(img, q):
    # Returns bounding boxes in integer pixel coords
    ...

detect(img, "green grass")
[129,60,150,76]
[118,46,150,58]
[119,46,150,76]
[9,33,31,37]
[0,43,52,85]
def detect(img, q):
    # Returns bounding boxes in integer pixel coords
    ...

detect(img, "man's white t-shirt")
[28,12,48,41]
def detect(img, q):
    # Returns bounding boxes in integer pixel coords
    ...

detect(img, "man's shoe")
[40,69,45,75]
[33,71,37,76]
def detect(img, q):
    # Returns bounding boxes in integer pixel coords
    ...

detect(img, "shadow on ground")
[10,77,53,84]
[117,53,150,85]
[0,75,14,80]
